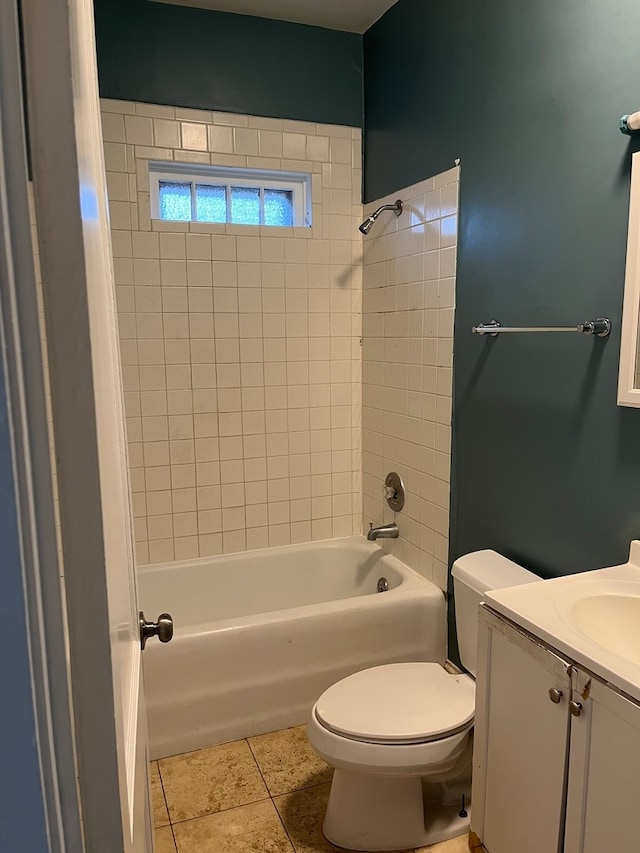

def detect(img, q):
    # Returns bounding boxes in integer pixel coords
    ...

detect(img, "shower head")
[358,216,376,236]
[358,199,403,235]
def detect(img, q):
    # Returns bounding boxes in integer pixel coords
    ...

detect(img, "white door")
[20,1,168,851]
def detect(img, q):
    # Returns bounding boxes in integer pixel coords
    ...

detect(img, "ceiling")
[150,0,400,33]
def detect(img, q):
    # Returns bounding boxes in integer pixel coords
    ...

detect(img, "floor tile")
[150,761,170,828]
[159,740,269,823]
[273,783,361,853]
[249,725,333,795]
[172,799,294,853]
[154,727,466,853]
[415,834,470,852]
[154,826,177,853]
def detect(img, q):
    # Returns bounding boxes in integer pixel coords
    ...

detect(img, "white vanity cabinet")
[564,676,640,853]
[472,605,640,853]
[471,606,573,853]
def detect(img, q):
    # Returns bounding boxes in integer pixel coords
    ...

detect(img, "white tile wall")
[362,167,459,591]
[101,100,363,564]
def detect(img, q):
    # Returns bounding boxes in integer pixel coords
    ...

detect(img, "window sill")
[150,219,312,238]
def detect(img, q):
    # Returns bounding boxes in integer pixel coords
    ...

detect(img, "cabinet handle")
[548,688,564,704]
[569,700,582,717]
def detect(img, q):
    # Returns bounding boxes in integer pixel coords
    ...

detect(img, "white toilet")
[307,549,539,851]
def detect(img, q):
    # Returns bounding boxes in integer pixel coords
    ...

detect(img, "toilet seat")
[315,663,475,745]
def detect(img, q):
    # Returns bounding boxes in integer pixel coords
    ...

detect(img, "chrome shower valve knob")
[383,471,405,512]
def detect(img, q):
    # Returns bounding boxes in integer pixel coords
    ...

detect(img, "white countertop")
[484,541,640,702]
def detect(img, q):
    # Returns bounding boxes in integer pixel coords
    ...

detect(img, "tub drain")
[377,577,389,593]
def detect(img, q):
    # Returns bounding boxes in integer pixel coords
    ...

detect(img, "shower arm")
[374,201,403,217]
[359,199,403,234]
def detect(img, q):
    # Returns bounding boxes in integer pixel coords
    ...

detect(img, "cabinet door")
[473,608,573,853]
[565,676,640,853]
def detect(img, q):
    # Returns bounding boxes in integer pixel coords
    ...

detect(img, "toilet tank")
[451,550,540,676]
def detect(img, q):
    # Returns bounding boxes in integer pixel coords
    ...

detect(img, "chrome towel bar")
[472,318,611,338]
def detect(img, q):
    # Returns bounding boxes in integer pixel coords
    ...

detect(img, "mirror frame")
[618,151,640,407]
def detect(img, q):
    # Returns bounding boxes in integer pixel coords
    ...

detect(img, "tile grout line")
[165,791,272,827]
[154,761,179,851]
[270,796,297,853]
[245,736,269,789]
[160,738,273,830]
[155,728,371,852]
[246,736,298,853]
[155,760,172,821]
[150,723,457,853]
[246,733,335,797]
[158,734,298,851]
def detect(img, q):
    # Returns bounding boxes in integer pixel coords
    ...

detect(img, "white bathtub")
[138,536,446,760]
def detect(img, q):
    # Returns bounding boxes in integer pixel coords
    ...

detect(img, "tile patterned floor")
[151,725,471,853]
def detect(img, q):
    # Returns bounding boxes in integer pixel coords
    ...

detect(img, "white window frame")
[149,161,311,227]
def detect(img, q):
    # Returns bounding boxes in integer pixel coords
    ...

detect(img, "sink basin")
[558,580,640,666]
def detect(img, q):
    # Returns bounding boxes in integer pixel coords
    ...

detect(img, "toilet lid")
[315,663,475,744]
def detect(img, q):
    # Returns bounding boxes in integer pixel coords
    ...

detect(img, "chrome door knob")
[569,700,583,717]
[139,611,174,650]
[548,688,564,704]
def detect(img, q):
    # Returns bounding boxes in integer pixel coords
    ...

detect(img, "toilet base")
[323,769,471,852]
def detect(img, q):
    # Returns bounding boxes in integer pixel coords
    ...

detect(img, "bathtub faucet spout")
[367,522,399,541]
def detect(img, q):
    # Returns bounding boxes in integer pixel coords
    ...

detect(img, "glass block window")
[230,186,261,225]
[264,189,294,227]
[149,163,310,227]
[159,181,191,221]
[195,184,226,223]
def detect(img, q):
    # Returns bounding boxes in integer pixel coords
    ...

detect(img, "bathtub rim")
[139,534,404,576]
[138,535,444,635]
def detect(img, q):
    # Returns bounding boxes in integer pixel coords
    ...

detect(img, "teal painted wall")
[364,0,640,592]
[93,0,363,127]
